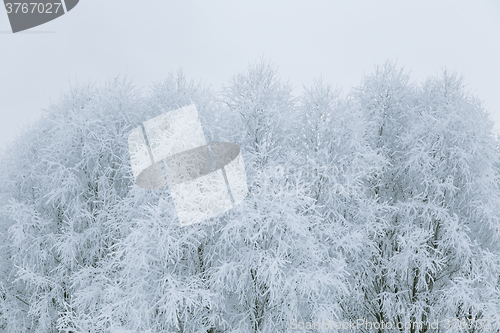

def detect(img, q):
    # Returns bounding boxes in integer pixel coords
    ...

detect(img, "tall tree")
[80,72,222,333]
[296,78,389,330]
[0,78,143,332]
[352,62,500,332]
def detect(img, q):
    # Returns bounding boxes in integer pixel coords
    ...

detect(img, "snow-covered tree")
[295,78,391,330]
[0,78,144,332]
[195,63,353,332]
[74,73,224,333]
[351,62,500,332]
[222,59,298,167]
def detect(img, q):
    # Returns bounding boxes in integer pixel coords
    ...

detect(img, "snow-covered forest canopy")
[1,60,499,333]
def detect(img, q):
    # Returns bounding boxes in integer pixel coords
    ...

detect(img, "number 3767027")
[5,2,62,14]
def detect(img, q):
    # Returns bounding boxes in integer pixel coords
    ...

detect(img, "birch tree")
[0,79,143,333]
[209,61,350,332]
[352,62,500,332]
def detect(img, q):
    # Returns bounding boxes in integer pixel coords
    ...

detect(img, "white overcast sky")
[1,0,499,151]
